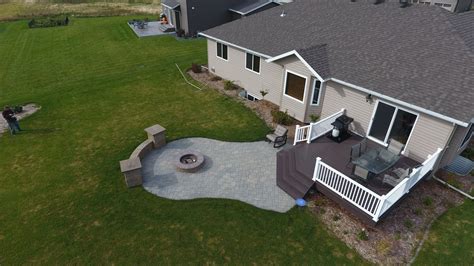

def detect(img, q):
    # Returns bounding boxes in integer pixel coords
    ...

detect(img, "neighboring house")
[161,0,282,37]
[200,0,474,224]
[408,0,472,12]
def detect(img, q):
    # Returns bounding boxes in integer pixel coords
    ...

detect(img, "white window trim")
[216,42,228,61]
[282,69,308,104]
[366,100,419,155]
[310,79,323,106]
[245,52,261,75]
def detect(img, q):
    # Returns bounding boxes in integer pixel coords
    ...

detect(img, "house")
[407,0,472,13]
[199,0,474,224]
[160,0,282,37]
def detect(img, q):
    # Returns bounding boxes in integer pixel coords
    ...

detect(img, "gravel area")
[141,138,295,213]
[0,103,40,136]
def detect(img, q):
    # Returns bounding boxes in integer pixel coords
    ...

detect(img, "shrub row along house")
[161,0,289,37]
[199,0,474,224]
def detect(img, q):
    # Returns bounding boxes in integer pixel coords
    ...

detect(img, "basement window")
[245,53,260,73]
[216,42,228,60]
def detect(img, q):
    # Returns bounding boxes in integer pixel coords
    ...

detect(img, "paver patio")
[142,138,295,212]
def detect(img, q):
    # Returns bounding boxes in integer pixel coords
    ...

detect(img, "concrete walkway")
[142,138,295,212]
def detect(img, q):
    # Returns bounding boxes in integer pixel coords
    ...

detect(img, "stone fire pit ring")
[175,150,205,173]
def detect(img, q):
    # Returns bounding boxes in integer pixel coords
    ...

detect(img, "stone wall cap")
[120,157,142,172]
[145,124,166,135]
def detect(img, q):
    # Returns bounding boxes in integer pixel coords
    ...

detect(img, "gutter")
[197,34,470,128]
[432,175,474,200]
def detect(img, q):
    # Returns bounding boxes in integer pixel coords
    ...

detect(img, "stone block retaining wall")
[120,124,166,188]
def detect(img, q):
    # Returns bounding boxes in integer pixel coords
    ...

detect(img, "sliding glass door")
[368,101,418,146]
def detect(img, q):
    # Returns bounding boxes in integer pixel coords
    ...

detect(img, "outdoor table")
[352,147,400,175]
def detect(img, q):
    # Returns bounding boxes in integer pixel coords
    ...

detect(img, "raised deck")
[277,133,419,199]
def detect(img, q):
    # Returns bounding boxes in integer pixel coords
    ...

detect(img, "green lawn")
[414,200,474,265]
[0,17,365,264]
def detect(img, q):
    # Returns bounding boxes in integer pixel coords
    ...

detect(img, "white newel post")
[294,125,300,145]
[313,157,322,181]
[306,123,313,144]
[373,194,386,222]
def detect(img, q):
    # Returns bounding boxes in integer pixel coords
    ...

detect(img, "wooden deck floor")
[291,134,420,195]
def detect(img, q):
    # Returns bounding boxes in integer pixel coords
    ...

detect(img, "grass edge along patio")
[199,0,474,225]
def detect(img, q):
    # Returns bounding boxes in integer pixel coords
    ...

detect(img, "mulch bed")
[188,69,303,138]
[307,179,464,264]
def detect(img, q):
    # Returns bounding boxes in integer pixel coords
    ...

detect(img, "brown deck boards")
[291,133,420,195]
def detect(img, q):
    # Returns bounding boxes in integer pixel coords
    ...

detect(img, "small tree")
[259,89,269,100]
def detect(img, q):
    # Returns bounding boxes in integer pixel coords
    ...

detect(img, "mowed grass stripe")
[0,16,366,264]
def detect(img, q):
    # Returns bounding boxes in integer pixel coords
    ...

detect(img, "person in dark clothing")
[2,106,21,135]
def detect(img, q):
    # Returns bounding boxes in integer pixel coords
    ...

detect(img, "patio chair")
[266,125,288,148]
[383,167,411,187]
[387,138,405,155]
[346,138,367,168]
[353,165,370,181]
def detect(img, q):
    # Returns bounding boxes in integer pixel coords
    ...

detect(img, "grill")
[329,115,354,143]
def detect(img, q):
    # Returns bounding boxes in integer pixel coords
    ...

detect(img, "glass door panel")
[369,102,396,142]
[388,109,417,144]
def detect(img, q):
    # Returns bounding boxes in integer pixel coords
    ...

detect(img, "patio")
[141,138,295,213]
[128,21,175,38]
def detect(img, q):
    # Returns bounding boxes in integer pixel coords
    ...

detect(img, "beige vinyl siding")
[437,125,469,167]
[405,115,453,162]
[321,81,375,135]
[207,40,283,105]
[321,81,455,163]
[278,56,315,122]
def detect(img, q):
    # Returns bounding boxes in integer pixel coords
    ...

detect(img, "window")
[311,80,322,105]
[245,93,259,102]
[461,124,473,147]
[245,53,260,73]
[217,42,228,60]
[284,71,306,102]
[368,101,417,146]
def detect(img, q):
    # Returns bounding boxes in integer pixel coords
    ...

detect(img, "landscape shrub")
[224,80,237,91]
[28,15,70,28]
[191,63,201,73]
[357,229,369,241]
[271,110,293,126]
[210,75,222,81]
[309,114,320,123]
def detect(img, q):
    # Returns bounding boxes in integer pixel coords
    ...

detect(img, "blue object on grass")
[296,198,307,207]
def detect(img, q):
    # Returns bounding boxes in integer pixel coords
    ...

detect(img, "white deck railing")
[376,148,443,217]
[312,148,443,222]
[313,158,383,218]
[293,108,345,145]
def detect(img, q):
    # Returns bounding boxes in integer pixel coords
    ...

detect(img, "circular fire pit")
[175,150,205,173]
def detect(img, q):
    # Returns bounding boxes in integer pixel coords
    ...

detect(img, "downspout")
[432,175,474,200]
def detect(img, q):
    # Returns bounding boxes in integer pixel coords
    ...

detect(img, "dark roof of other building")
[203,0,474,123]
[229,0,277,15]
[161,0,180,9]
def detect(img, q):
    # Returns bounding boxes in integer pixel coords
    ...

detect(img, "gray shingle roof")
[203,0,474,123]
[161,0,180,9]
[230,0,275,15]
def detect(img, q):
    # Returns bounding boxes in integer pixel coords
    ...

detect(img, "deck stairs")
[276,146,315,199]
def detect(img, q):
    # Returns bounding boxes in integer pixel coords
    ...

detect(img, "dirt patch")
[188,69,303,138]
[0,103,41,135]
[307,179,464,265]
